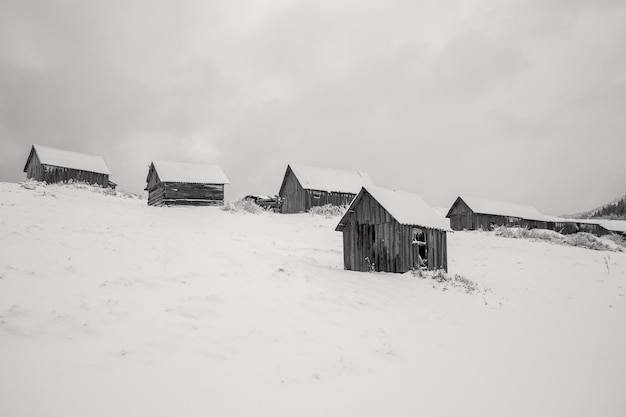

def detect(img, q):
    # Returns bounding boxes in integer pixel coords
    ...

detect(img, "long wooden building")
[447,196,615,237]
[145,161,230,206]
[446,196,548,231]
[278,164,373,213]
[336,186,450,273]
[23,144,115,188]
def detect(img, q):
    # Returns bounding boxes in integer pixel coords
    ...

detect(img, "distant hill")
[565,194,626,220]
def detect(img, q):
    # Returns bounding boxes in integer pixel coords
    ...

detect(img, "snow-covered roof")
[26,144,111,175]
[452,196,545,221]
[337,186,451,232]
[288,164,373,194]
[597,220,626,233]
[152,161,230,184]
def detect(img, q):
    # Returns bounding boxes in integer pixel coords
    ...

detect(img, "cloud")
[0,0,625,213]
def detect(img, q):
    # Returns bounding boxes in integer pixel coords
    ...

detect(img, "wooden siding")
[447,198,475,230]
[147,184,166,206]
[25,151,110,187]
[145,165,160,191]
[280,168,306,213]
[148,183,224,206]
[279,167,356,213]
[341,191,447,273]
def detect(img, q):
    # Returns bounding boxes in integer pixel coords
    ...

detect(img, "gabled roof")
[150,161,230,184]
[24,144,111,175]
[336,186,451,232]
[281,164,373,195]
[447,196,544,221]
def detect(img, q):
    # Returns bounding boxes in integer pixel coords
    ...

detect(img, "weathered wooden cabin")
[23,144,114,188]
[145,161,230,206]
[336,186,450,273]
[446,196,548,231]
[278,164,373,213]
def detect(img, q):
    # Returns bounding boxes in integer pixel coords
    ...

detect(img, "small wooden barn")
[278,164,373,213]
[145,161,230,206]
[336,186,450,273]
[446,196,547,231]
[23,144,114,188]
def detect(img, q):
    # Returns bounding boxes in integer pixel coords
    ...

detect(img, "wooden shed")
[336,186,450,273]
[23,144,114,188]
[446,196,548,231]
[145,161,230,206]
[278,164,373,213]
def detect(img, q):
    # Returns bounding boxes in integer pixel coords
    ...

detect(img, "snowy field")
[1,182,625,417]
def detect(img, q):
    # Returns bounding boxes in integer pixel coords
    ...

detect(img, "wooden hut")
[336,186,450,273]
[145,161,230,206]
[23,144,114,188]
[278,164,373,213]
[446,196,548,231]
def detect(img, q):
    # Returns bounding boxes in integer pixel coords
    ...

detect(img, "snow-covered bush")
[411,268,482,294]
[19,180,42,190]
[564,232,613,251]
[494,226,561,243]
[19,179,142,200]
[221,199,266,214]
[604,233,626,248]
[493,226,618,252]
[309,204,347,218]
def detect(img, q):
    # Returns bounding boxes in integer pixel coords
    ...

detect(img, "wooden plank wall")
[280,169,356,213]
[279,170,306,213]
[341,191,448,273]
[306,190,356,210]
[161,183,225,206]
[145,165,160,190]
[448,198,475,231]
[25,152,45,181]
[147,184,166,206]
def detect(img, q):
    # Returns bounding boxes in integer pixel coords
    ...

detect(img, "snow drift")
[0,182,625,417]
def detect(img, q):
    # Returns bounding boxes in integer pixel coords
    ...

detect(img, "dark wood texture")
[145,163,226,207]
[279,166,356,213]
[24,149,110,187]
[340,190,447,273]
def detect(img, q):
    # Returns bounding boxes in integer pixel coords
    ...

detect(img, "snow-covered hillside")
[1,182,625,417]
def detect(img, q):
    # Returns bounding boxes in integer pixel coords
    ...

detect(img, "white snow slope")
[1,182,625,417]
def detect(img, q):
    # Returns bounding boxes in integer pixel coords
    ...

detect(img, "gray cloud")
[1,0,625,214]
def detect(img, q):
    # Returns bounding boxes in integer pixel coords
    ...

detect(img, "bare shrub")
[221,199,265,214]
[564,232,613,251]
[412,269,482,294]
[19,180,140,199]
[604,233,626,248]
[309,204,347,218]
[493,226,619,252]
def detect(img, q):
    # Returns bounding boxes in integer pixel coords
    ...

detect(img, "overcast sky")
[1,0,625,215]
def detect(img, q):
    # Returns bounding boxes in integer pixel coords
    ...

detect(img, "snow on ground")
[0,182,625,417]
